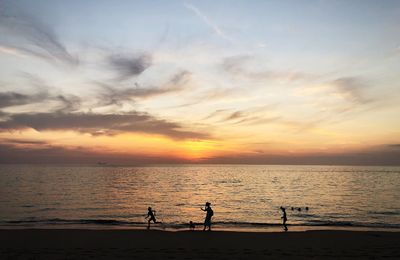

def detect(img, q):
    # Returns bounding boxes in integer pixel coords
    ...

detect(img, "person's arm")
[200,207,205,211]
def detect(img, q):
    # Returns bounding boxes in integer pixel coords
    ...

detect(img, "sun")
[181,140,219,161]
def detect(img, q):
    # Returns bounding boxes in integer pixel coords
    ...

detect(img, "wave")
[214,221,400,229]
[2,219,400,229]
[299,220,400,228]
[3,218,144,226]
[368,210,400,216]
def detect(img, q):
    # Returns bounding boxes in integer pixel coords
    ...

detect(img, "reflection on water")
[0,165,399,230]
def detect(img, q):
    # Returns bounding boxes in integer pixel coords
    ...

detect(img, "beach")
[1,229,399,259]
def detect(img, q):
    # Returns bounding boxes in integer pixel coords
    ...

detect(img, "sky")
[0,0,400,165]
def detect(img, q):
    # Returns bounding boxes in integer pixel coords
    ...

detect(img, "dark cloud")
[55,94,81,112]
[332,77,373,104]
[0,142,69,164]
[0,91,47,108]
[0,142,187,165]
[0,90,80,112]
[201,148,400,166]
[386,144,400,149]
[0,112,210,140]
[0,6,78,66]
[96,70,191,106]
[2,138,48,145]
[108,53,152,80]
[1,141,399,165]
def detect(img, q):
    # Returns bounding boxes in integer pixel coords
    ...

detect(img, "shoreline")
[1,229,399,259]
[1,224,399,233]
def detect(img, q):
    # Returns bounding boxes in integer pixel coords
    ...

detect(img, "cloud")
[201,147,400,166]
[184,2,233,42]
[222,55,252,73]
[1,138,48,145]
[0,44,28,58]
[204,109,248,123]
[225,111,244,121]
[0,74,80,112]
[107,53,152,80]
[20,73,81,112]
[55,94,81,112]
[202,109,228,120]
[96,70,192,106]
[0,111,210,140]
[0,142,188,164]
[0,91,48,108]
[222,55,312,83]
[331,77,373,104]
[2,139,399,165]
[0,9,78,66]
[234,116,282,126]
[204,105,282,126]
[298,76,379,118]
[386,144,400,149]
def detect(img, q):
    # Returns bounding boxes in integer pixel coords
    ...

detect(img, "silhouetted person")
[145,207,157,229]
[305,207,309,211]
[297,207,302,212]
[189,221,195,231]
[291,207,294,211]
[280,206,288,232]
[201,202,213,231]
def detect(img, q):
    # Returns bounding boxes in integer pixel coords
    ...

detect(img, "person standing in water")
[145,207,157,229]
[200,202,213,231]
[280,206,288,231]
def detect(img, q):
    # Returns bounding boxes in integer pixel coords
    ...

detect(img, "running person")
[145,207,157,229]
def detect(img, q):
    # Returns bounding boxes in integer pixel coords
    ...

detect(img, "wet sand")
[1,229,399,259]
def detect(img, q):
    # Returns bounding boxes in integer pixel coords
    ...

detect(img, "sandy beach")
[1,229,399,259]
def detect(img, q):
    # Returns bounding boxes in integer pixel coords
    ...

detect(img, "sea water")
[0,164,399,231]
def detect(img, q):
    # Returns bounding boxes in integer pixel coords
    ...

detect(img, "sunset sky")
[1,0,400,165]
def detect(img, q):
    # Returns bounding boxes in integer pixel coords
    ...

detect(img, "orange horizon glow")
[1,127,399,165]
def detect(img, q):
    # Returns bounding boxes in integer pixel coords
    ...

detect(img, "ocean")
[0,164,399,231]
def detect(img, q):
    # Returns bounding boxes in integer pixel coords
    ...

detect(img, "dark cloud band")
[0,112,209,140]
